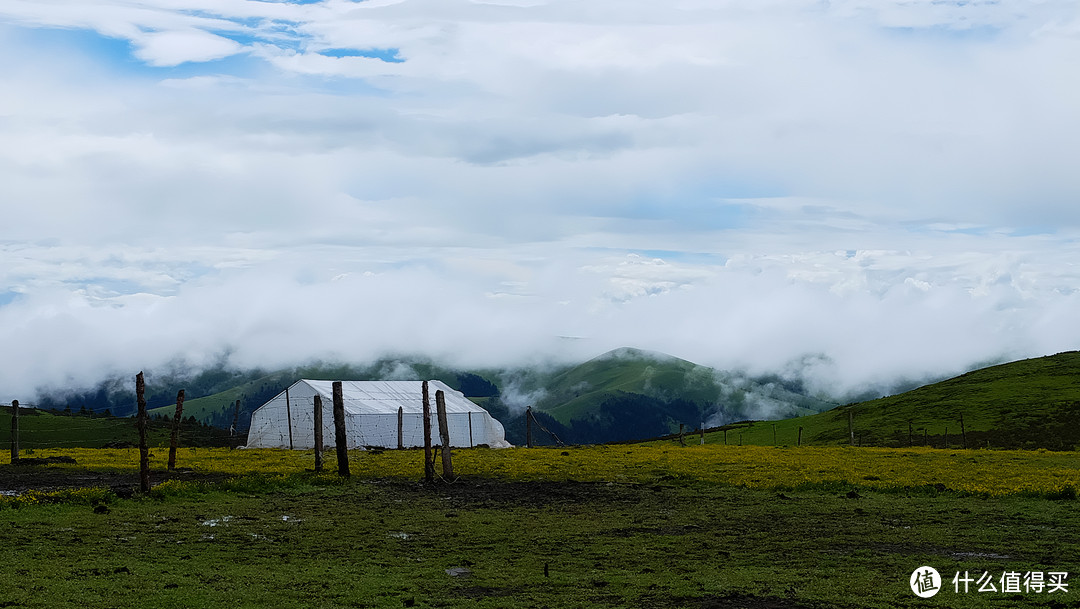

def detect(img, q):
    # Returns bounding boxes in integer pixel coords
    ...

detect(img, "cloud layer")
[1,0,1079,401]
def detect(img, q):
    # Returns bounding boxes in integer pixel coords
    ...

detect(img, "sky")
[1,0,1079,402]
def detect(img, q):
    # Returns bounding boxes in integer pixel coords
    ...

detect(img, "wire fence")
[2,403,235,451]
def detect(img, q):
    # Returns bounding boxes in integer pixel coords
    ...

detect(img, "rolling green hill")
[702,351,1080,450]
[0,406,231,450]
[134,348,835,445]
[45,348,835,446]
[471,348,836,444]
[534,347,832,424]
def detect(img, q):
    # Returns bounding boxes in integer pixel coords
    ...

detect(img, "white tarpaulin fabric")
[245,380,510,449]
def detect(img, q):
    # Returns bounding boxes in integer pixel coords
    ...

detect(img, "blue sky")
[1,0,1079,400]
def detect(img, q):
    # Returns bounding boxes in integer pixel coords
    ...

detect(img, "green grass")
[710,351,1080,450]
[0,407,231,450]
[2,445,1078,607]
[1,472,1077,608]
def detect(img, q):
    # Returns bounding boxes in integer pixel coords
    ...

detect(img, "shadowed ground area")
[0,472,1077,608]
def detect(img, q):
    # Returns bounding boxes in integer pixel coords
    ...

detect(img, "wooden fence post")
[944,427,948,449]
[908,422,913,448]
[422,381,434,483]
[772,424,776,446]
[10,399,19,464]
[397,406,404,450]
[231,399,241,441]
[798,426,803,447]
[724,429,727,445]
[435,390,454,480]
[700,425,705,446]
[468,412,474,448]
[679,423,686,446]
[959,413,967,449]
[168,390,185,471]
[135,372,150,493]
[313,394,324,472]
[848,409,854,446]
[332,381,349,477]
[526,407,534,448]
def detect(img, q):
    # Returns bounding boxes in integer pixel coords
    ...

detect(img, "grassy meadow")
[0,406,233,450]
[1,445,1078,608]
[716,351,1080,451]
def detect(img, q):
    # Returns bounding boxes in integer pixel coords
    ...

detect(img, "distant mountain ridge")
[26,349,1080,449]
[33,348,835,445]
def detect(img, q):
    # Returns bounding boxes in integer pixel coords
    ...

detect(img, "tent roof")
[293,380,485,416]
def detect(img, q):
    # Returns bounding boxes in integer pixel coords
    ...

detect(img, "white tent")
[245,380,510,449]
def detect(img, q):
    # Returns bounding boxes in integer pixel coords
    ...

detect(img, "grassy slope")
[149,371,293,423]
[710,351,1080,450]
[0,407,230,449]
[535,348,829,425]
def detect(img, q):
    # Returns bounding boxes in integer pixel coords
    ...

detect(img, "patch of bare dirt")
[0,463,232,496]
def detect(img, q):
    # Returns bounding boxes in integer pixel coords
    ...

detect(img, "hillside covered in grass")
[0,406,232,450]
[502,348,834,443]
[708,351,1080,450]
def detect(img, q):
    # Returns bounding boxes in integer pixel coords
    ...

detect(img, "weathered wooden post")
[168,390,185,471]
[959,413,967,449]
[908,422,913,448]
[397,406,404,450]
[313,394,324,472]
[422,381,434,483]
[526,407,534,448]
[700,425,705,446]
[848,409,855,446]
[797,426,803,446]
[468,412,474,448]
[332,381,349,477]
[435,390,454,480]
[135,372,150,493]
[944,427,948,449]
[772,424,776,446]
[679,423,686,447]
[10,399,19,464]
[231,399,241,440]
[724,429,728,445]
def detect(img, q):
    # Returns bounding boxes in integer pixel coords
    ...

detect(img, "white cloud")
[0,1,1078,403]
[133,29,244,66]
